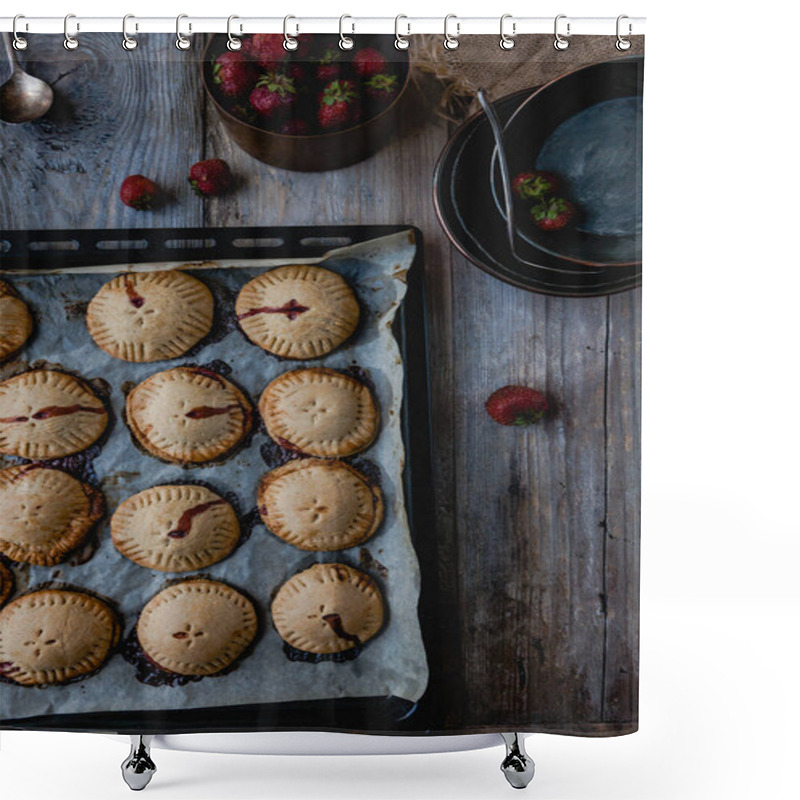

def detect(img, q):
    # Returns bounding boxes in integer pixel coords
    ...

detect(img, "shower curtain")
[0,29,643,738]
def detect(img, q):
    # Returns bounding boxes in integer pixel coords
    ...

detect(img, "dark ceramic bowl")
[490,57,644,268]
[202,35,411,172]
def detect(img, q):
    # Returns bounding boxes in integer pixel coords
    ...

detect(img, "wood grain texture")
[0,34,640,734]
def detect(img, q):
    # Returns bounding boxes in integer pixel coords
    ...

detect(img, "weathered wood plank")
[448,257,610,727]
[0,34,203,232]
[603,288,641,725]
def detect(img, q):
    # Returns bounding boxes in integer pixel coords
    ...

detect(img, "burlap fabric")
[412,34,645,117]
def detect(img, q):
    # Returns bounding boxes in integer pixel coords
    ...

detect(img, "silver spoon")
[0,32,54,123]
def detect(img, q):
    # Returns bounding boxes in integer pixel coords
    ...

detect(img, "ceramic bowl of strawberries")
[202,34,411,172]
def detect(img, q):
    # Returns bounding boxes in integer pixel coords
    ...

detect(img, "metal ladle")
[0,32,54,123]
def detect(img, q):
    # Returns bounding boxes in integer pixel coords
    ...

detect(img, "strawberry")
[485,385,549,426]
[353,47,387,78]
[365,73,399,102]
[531,197,575,231]
[315,47,342,81]
[212,51,257,97]
[318,80,362,130]
[512,170,559,200]
[188,159,233,197]
[245,34,288,69]
[120,175,160,210]
[249,72,297,118]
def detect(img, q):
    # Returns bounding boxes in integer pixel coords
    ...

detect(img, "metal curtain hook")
[339,15,354,50]
[176,14,191,51]
[63,13,79,50]
[122,14,138,51]
[283,15,299,51]
[554,14,570,50]
[444,14,459,50]
[500,14,515,49]
[616,14,632,50]
[12,14,28,50]
[395,14,410,50]
[227,15,242,51]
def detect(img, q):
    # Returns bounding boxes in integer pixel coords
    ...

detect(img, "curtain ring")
[12,15,28,51]
[122,14,138,51]
[499,14,515,50]
[395,15,410,51]
[283,15,299,51]
[553,14,570,50]
[63,13,79,51]
[339,15,354,50]
[616,15,632,51]
[227,15,242,51]
[175,14,191,51]
[443,14,459,50]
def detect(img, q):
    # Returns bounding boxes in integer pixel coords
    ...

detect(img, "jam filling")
[184,404,241,419]
[124,276,146,308]
[322,613,362,648]
[166,499,225,539]
[237,299,310,321]
[1,404,104,423]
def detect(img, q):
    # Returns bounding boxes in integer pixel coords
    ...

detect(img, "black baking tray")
[0,225,444,735]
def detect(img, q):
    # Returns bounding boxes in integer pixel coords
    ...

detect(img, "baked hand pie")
[0,279,33,362]
[271,563,384,654]
[125,366,252,464]
[259,368,378,458]
[236,265,360,359]
[0,465,104,566]
[0,369,108,459]
[111,484,240,572]
[136,579,258,676]
[0,588,120,686]
[258,459,383,551]
[86,270,214,363]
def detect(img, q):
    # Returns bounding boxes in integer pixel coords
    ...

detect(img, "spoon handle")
[1,31,20,79]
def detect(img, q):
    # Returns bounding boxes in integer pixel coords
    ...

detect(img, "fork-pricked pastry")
[86,270,214,363]
[136,579,258,676]
[271,563,384,654]
[259,368,378,458]
[0,369,108,459]
[111,484,240,572]
[236,265,360,359]
[258,459,383,551]
[0,589,120,686]
[0,279,33,363]
[125,367,252,464]
[0,465,104,566]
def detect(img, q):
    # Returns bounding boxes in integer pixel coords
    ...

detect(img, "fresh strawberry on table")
[249,72,298,118]
[531,197,575,231]
[120,175,160,210]
[485,385,549,426]
[353,47,388,78]
[188,159,233,197]
[212,51,257,97]
[512,170,559,200]
[318,80,362,129]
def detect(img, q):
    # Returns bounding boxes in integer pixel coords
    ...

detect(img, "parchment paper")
[0,230,428,722]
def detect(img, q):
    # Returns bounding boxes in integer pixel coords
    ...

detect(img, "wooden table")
[1,34,640,735]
